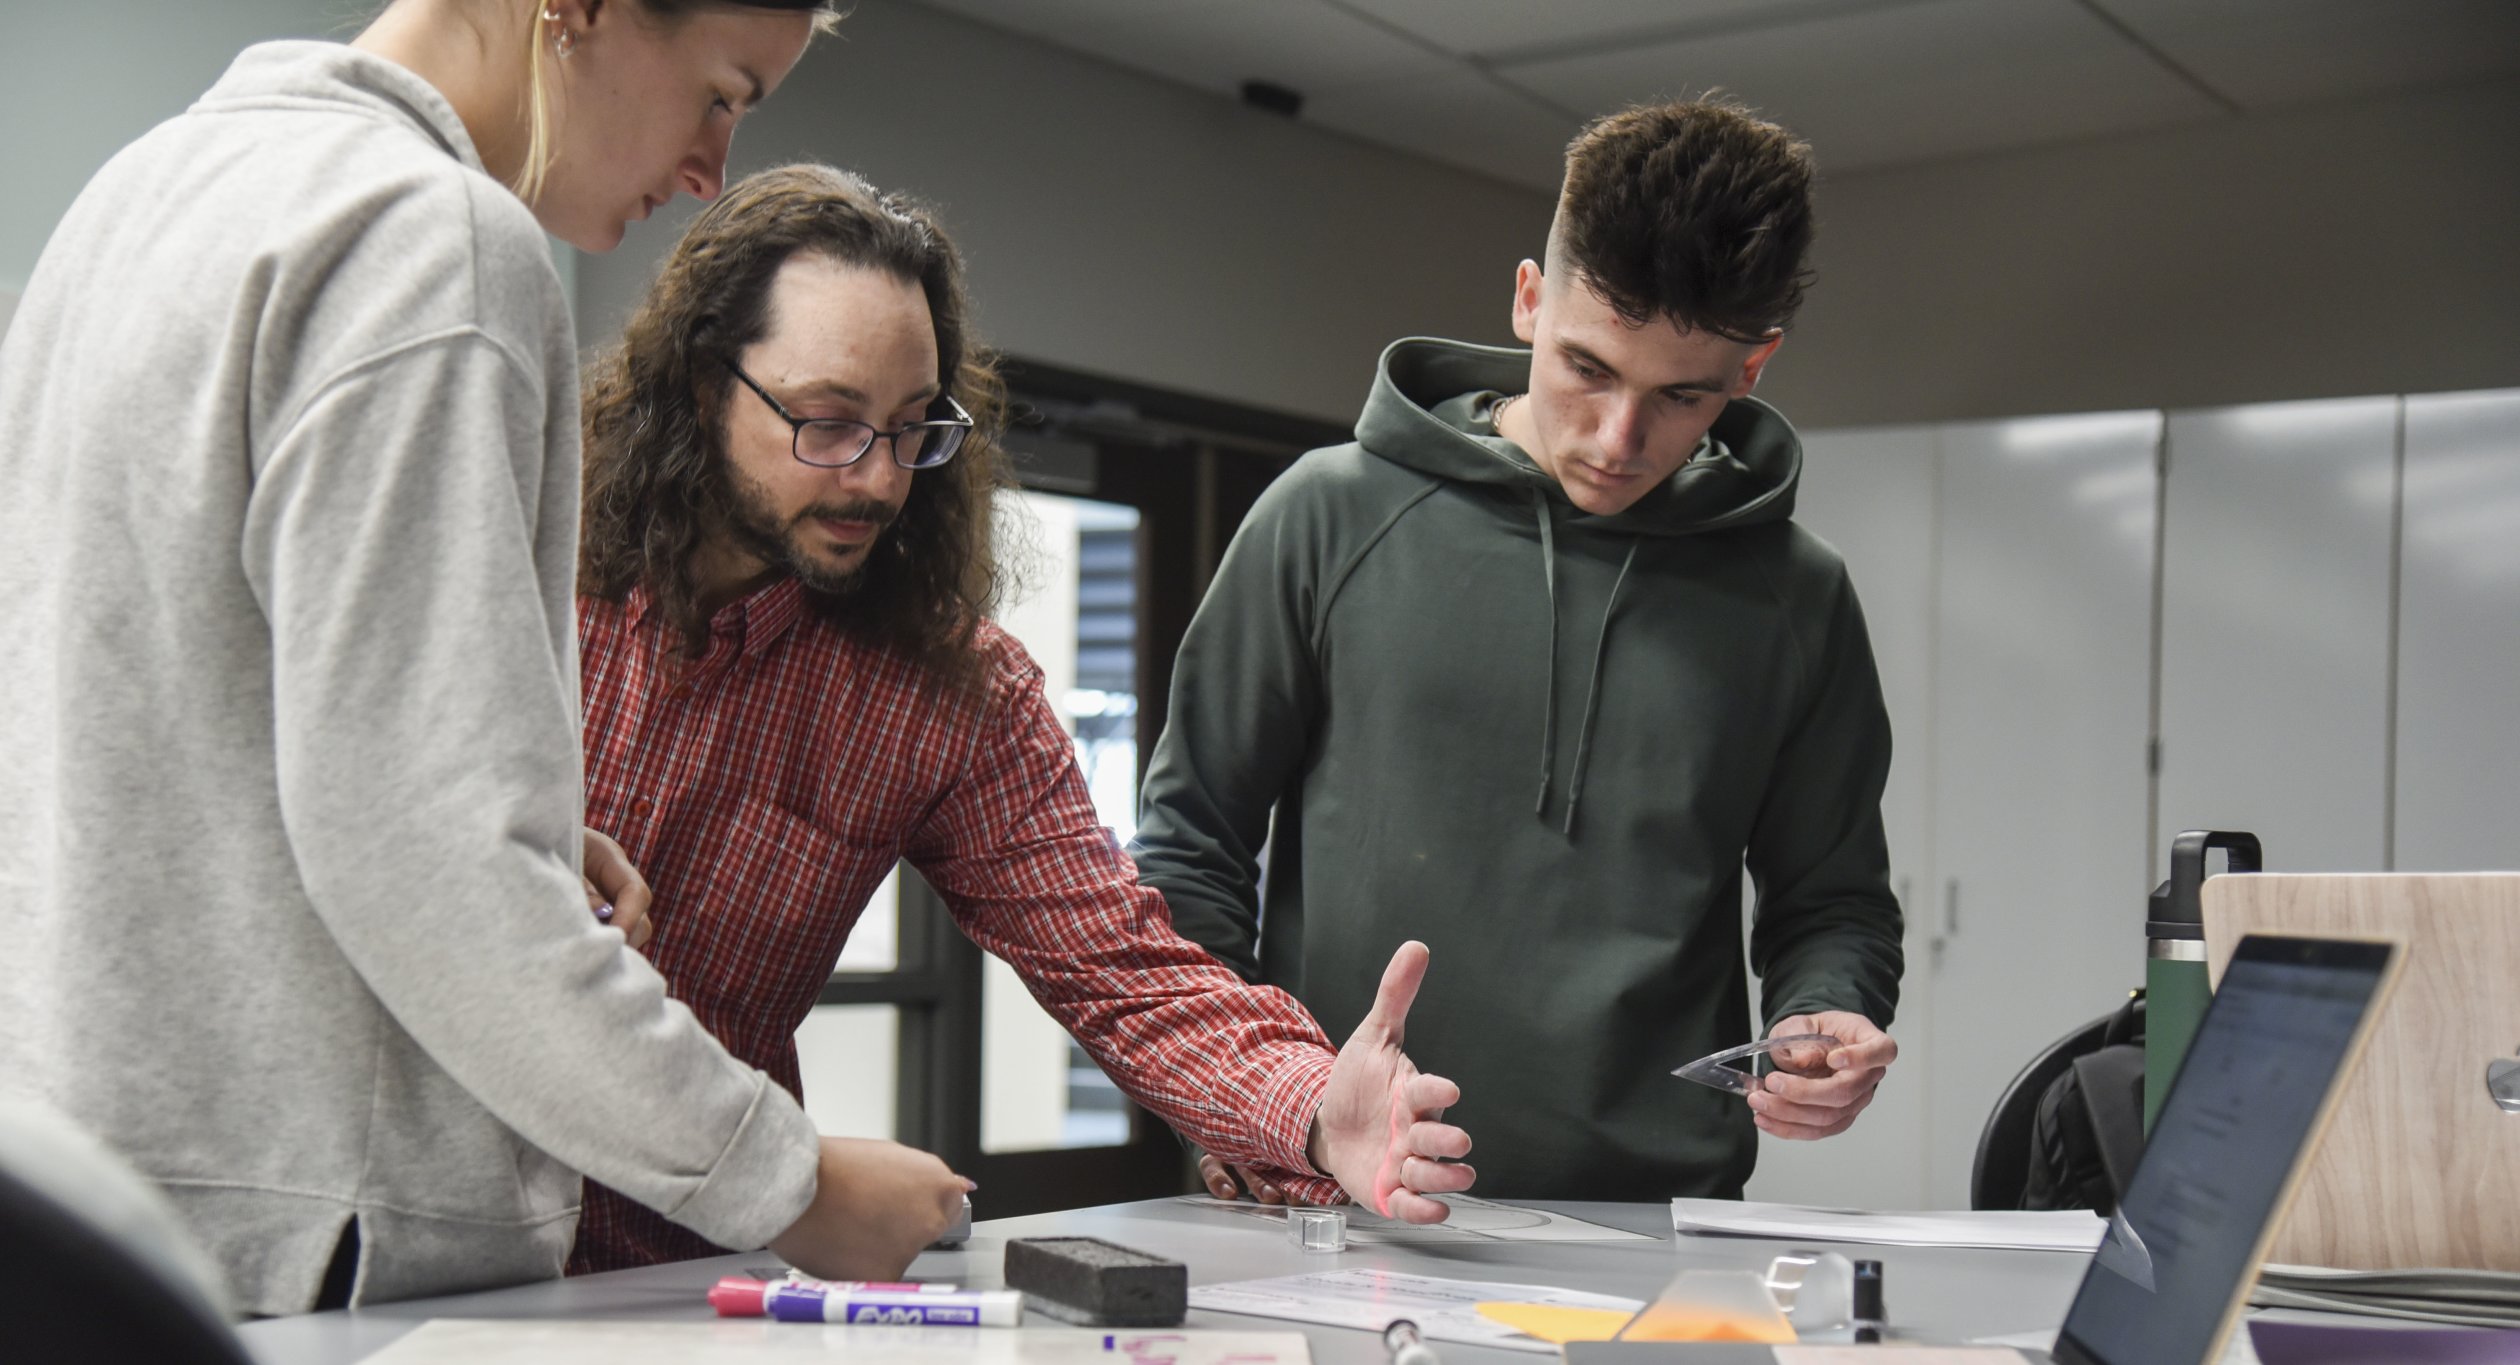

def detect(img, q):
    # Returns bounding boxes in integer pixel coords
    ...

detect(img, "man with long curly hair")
[568,163,1477,1273]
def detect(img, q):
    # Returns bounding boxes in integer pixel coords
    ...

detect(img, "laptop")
[1569,932,2403,1365]
[2204,873,2520,1271]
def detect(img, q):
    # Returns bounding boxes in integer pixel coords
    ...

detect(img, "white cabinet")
[1765,414,2159,1210]
[1923,413,2161,1209]
[2396,390,2520,871]
[2155,399,2398,871]
[1749,424,1940,1210]
[1761,388,2515,1211]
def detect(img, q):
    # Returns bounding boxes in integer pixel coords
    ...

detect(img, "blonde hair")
[512,1,558,204]
[499,0,845,206]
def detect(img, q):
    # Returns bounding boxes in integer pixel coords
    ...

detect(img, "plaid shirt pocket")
[662,795,891,1028]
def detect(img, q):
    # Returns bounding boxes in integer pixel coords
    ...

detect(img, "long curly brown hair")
[580,163,1012,687]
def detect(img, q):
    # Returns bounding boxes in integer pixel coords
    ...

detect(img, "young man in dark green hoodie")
[1132,98,1904,1204]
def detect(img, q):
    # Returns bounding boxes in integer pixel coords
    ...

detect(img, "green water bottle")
[2143,829,2262,1132]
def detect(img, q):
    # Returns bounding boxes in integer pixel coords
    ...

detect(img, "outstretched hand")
[1306,941,1475,1223]
[1751,1010,1898,1140]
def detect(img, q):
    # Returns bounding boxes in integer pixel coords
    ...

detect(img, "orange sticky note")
[1618,1270,1798,1345]
[1474,1302,1639,1344]
[1621,1310,1799,1344]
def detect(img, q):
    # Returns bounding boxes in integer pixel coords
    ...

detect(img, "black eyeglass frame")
[722,358,974,469]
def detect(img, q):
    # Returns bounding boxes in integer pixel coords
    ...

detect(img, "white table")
[235,1198,2104,1364]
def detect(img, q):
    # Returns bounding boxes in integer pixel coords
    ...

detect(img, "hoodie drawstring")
[1562,538,1639,837]
[1530,486,1561,819]
[1530,488,1639,837]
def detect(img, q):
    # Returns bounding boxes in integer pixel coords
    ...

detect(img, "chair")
[1969,1010,2119,1211]
[0,1097,253,1364]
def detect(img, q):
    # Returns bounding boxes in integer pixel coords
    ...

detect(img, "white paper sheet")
[357,1320,1312,1364]
[1188,1267,1643,1354]
[1175,1193,1653,1243]
[1671,1199,2106,1253]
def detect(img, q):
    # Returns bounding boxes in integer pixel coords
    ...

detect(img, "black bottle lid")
[2152,830,2265,939]
[2145,878,2201,941]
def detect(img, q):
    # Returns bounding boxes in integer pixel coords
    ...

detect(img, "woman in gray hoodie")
[0,0,959,1314]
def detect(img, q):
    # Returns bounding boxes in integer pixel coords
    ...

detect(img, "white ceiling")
[908,0,2520,192]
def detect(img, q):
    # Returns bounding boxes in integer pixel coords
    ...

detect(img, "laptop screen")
[2053,936,2394,1365]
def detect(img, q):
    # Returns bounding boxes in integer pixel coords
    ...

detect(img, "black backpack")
[2021,993,2147,1216]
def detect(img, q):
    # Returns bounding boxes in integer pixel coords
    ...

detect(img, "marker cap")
[709,1276,770,1317]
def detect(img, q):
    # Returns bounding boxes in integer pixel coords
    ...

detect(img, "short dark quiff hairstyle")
[580,163,1013,687]
[1556,97,1817,343]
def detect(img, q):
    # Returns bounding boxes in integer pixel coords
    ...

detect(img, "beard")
[719,458,899,598]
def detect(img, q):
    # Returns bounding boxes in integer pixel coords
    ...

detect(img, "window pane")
[833,863,900,973]
[795,1004,897,1140]
[982,490,1142,1152]
[995,492,1143,837]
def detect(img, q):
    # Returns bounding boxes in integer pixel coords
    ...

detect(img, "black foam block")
[1002,1236,1187,1327]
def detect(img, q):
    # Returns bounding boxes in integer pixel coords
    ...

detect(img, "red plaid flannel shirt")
[567,579,1341,1273]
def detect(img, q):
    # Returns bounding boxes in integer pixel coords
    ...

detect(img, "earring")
[543,5,577,58]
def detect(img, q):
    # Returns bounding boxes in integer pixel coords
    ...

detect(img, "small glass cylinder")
[1288,1207,1346,1253]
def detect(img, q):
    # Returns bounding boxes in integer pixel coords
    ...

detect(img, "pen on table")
[1383,1318,1441,1365]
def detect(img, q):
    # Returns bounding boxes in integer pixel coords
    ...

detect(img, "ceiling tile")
[917,0,1448,98]
[1335,0,1896,62]
[1498,0,2227,173]
[910,0,2517,186]
[2097,0,2520,109]
[1305,68,1581,193]
[912,0,1240,43]
[1078,3,1452,97]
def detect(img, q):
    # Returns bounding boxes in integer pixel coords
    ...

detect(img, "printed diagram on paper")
[1174,1194,1652,1243]
[1190,1268,1644,1355]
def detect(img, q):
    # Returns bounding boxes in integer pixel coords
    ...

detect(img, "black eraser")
[1003,1236,1187,1327]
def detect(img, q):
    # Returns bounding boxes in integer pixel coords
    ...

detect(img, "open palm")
[1308,941,1475,1222]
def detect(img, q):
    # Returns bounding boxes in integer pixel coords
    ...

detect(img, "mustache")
[796,500,899,528]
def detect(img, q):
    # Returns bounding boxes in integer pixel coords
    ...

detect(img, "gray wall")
[7,3,2515,427]
[1,0,1548,426]
[1,1,361,294]
[570,0,1548,424]
[1766,75,2520,428]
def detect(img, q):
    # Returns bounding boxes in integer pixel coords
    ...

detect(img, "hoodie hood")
[1352,337,1811,834]
[1355,336,1803,535]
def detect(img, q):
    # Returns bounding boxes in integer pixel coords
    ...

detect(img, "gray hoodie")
[0,43,815,1312]
[1134,337,1903,1200]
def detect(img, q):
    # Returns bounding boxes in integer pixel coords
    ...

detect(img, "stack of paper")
[1672,1199,2106,1253]
[2252,1264,2520,1329]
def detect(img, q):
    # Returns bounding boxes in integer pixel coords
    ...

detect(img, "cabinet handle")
[1944,878,1960,936]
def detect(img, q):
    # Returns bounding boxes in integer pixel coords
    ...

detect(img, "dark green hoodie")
[1132,337,1903,1200]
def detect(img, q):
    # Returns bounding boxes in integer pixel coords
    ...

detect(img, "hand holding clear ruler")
[1671,1033,1840,1094]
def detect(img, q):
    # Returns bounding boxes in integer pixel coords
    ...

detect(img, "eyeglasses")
[722,358,973,469]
